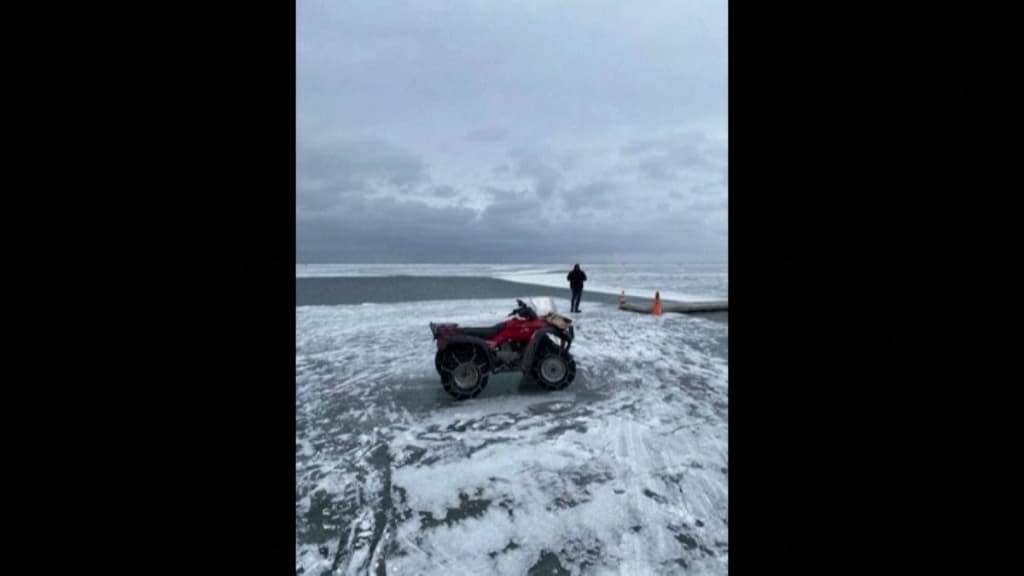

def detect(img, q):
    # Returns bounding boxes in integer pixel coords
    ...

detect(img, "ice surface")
[495,267,727,303]
[295,263,556,279]
[297,295,727,575]
[296,263,728,303]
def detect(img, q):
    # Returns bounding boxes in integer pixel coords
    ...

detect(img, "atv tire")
[532,342,576,391]
[437,345,489,400]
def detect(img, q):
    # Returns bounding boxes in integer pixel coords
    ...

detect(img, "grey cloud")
[508,149,563,199]
[690,178,727,199]
[476,189,557,234]
[562,180,617,214]
[298,195,555,263]
[296,141,427,212]
[299,1,726,141]
[297,199,477,263]
[623,132,726,183]
[296,0,727,263]
[296,189,724,264]
[430,185,459,198]
[466,127,509,143]
[638,163,675,183]
[492,162,513,177]
[483,185,521,199]
[688,196,728,212]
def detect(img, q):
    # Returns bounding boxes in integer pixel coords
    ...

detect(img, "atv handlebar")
[508,299,538,320]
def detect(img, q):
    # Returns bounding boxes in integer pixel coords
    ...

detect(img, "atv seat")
[458,322,505,339]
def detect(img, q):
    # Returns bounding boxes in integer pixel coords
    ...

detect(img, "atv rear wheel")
[532,343,576,391]
[438,345,489,400]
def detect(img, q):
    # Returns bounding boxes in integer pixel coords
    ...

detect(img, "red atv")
[429,298,577,400]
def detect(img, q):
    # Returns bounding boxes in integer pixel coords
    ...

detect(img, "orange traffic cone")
[652,291,663,315]
[619,291,626,307]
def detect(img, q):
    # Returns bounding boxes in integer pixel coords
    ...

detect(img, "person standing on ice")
[566,263,587,313]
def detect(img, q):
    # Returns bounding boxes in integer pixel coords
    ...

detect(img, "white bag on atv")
[526,297,572,330]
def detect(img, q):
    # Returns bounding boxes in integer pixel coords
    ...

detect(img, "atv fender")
[522,327,570,373]
[437,334,497,372]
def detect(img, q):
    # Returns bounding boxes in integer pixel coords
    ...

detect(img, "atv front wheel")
[438,346,489,400]
[532,344,576,391]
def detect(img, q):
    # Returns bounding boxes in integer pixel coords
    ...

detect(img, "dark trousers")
[570,288,582,312]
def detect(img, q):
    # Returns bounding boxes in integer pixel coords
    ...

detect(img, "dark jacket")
[567,268,587,290]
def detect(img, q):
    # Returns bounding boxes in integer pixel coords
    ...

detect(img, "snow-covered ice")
[296,295,727,575]
[296,263,728,304]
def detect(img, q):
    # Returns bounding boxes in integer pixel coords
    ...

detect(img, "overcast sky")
[297,0,727,264]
